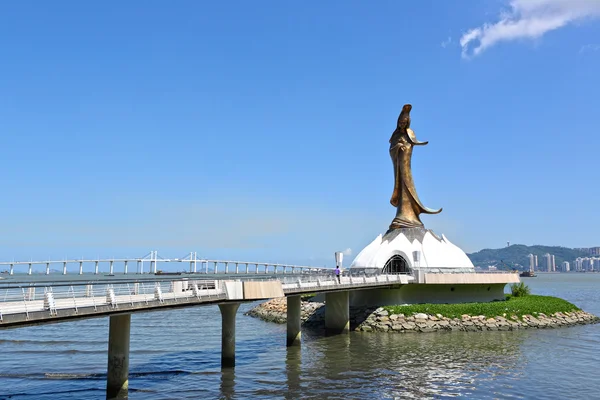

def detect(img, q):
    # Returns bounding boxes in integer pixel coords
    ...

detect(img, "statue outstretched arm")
[406,128,428,146]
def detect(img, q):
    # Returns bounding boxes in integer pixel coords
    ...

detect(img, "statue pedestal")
[349,227,475,279]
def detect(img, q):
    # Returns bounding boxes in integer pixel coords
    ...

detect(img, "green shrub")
[510,282,531,297]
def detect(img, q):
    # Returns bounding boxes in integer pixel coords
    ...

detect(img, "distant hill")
[467,245,589,271]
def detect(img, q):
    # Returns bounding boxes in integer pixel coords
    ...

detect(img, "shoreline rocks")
[245,298,600,333]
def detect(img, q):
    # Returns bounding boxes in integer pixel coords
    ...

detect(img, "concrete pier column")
[106,314,131,399]
[325,291,350,335]
[218,303,240,368]
[286,295,302,346]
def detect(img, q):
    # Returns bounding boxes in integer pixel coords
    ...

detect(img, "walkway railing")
[0,272,414,326]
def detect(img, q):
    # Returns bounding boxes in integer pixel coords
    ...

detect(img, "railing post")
[235,263,239,274]
[255,264,259,274]
[95,261,99,275]
[63,262,67,275]
[225,263,229,274]
[28,263,32,275]
[9,263,13,275]
[46,263,50,275]
[245,263,249,273]
[214,262,218,274]
[79,262,84,275]
[109,261,114,275]
[124,261,128,275]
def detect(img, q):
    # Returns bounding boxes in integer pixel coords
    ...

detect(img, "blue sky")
[1,1,599,267]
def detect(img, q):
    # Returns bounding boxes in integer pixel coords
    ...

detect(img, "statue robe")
[389,127,442,229]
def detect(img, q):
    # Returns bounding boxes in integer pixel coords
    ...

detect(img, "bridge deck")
[0,274,412,328]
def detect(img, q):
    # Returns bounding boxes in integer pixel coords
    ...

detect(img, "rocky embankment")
[245,297,599,333]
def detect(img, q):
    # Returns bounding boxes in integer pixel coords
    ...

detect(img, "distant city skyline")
[522,249,600,273]
[1,1,600,266]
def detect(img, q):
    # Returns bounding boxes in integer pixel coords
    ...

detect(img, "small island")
[246,284,599,333]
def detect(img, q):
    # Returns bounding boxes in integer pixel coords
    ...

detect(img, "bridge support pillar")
[106,314,131,399]
[219,303,240,368]
[286,295,301,346]
[325,291,349,335]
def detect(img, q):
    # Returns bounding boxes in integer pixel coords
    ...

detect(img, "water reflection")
[220,367,236,399]
[298,330,528,399]
[285,346,301,399]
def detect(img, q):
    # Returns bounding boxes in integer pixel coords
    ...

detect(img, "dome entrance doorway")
[383,255,411,275]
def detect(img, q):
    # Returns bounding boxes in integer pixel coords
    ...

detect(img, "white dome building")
[350,227,475,277]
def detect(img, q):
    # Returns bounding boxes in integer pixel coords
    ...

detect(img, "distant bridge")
[0,250,332,275]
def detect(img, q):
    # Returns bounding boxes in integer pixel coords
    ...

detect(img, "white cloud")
[341,248,353,256]
[441,36,452,48]
[580,43,600,53]
[460,0,600,58]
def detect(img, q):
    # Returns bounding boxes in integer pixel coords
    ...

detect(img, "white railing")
[0,279,225,319]
[281,274,411,291]
[0,273,414,323]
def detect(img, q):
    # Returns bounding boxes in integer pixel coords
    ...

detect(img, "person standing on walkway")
[335,266,341,284]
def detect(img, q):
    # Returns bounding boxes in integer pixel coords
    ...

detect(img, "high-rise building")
[534,255,538,270]
[574,258,584,272]
[528,254,535,273]
[561,261,570,272]
[593,258,600,272]
[582,258,593,271]
[544,253,552,272]
[551,255,556,272]
[590,247,600,256]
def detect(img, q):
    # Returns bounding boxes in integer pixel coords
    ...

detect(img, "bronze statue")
[389,104,442,230]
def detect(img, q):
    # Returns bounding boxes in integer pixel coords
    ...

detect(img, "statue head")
[397,104,412,130]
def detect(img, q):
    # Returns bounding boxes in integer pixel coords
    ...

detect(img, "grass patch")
[383,295,580,319]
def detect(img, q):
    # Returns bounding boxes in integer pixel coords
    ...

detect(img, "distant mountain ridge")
[467,245,590,270]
